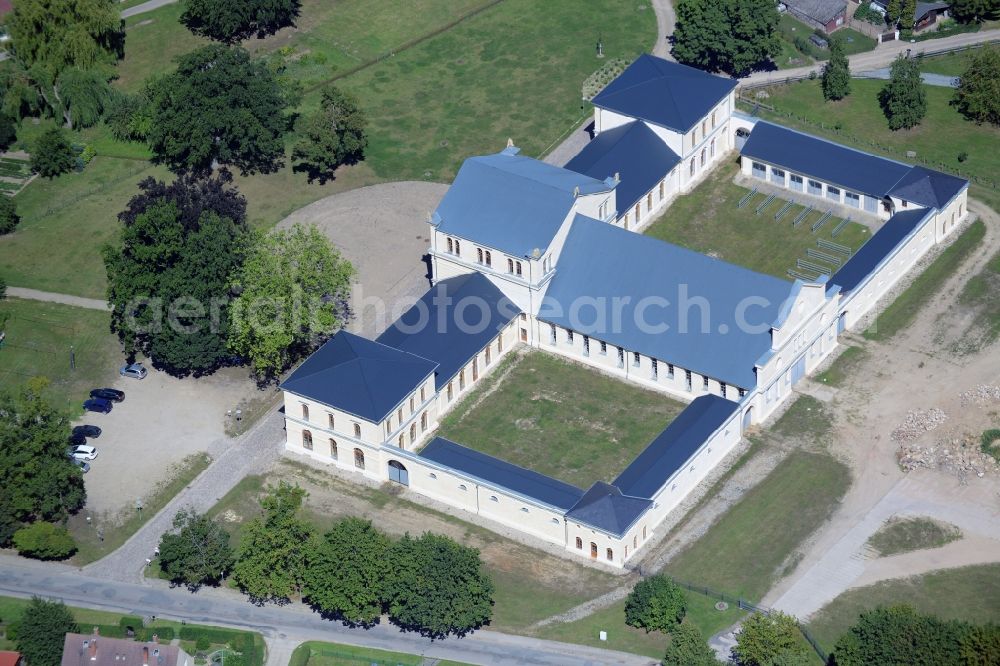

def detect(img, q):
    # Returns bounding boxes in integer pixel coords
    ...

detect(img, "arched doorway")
[388,460,409,486]
[742,408,753,431]
[735,127,751,150]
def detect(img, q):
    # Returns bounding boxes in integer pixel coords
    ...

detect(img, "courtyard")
[644,162,871,280]
[434,350,687,490]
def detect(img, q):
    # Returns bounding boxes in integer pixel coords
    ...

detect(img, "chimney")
[143,646,149,666]
[89,637,97,661]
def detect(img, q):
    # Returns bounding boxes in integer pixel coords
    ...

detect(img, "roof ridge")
[475,153,607,196]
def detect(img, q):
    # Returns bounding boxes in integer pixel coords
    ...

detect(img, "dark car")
[83,398,113,414]
[69,432,88,446]
[72,425,102,438]
[90,388,125,403]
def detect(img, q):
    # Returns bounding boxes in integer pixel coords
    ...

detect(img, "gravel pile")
[959,384,1000,407]
[898,434,1000,479]
[891,408,948,443]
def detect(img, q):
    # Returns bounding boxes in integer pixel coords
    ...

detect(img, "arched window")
[700,148,706,167]
[353,423,361,438]
[485,250,492,267]
[459,484,467,491]
[472,357,479,381]
[454,239,461,254]
[575,537,583,550]
[459,370,465,390]
[329,439,337,459]
[409,423,416,442]
[689,159,695,177]
[490,495,499,503]
[633,536,637,549]
[301,430,313,450]
[447,382,454,401]
[353,448,365,469]
[606,548,613,561]
[485,345,492,365]
[301,403,309,421]
[642,526,647,540]
[590,542,598,558]
[398,434,404,448]
[659,180,665,200]
[420,412,427,432]
[447,237,453,253]
[710,138,716,158]
[477,248,484,263]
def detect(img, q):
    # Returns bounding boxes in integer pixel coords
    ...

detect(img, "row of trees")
[156,483,495,637]
[672,0,781,76]
[0,379,85,558]
[102,170,354,377]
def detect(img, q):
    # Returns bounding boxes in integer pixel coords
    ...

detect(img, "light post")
[136,498,143,521]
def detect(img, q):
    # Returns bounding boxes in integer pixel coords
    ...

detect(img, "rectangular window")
[459,370,465,390]
[485,345,491,365]
[864,195,877,213]
[790,173,803,191]
[485,250,492,267]
[751,161,766,179]
[702,119,707,136]
[647,192,653,210]
[398,407,403,423]
[617,347,624,368]
[770,167,785,185]
[901,199,908,208]
[659,180,665,200]
[667,363,674,379]
[515,261,522,276]
[566,329,573,343]
[826,186,841,201]
[808,179,822,196]
[738,388,746,398]
[711,110,717,127]
[600,341,607,354]
[454,239,461,254]
[447,382,454,401]
[845,191,860,208]
[477,248,484,263]
[507,258,514,273]
[328,413,335,429]
[583,335,590,356]
[633,351,640,367]
[685,370,692,391]
[420,387,425,401]
[409,397,414,413]
[651,358,658,379]
[720,382,727,398]
[447,237,453,254]
[703,375,710,390]
[549,324,557,345]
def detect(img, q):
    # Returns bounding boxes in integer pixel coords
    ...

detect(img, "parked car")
[74,459,91,474]
[83,398,113,413]
[69,432,88,446]
[119,363,148,379]
[90,388,125,403]
[72,425,102,438]
[66,444,98,461]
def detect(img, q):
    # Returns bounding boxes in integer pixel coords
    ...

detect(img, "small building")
[61,629,190,666]
[913,1,950,29]
[0,651,22,666]
[782,0,847,32]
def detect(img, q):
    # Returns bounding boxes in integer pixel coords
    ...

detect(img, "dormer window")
[507,258,514,273]
[515,261,522,276]
[447,237,453,254]
[477,248,484,263]
[485,250,492,267]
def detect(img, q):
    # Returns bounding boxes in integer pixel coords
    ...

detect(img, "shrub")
[982,429,1000,462]
[0,114,17,150]
[958,151,969,162]
[624,575,687,633]
[195,635,212,651]
[30,128,76,178]
[0,196,19,235]
[12,522,77,559]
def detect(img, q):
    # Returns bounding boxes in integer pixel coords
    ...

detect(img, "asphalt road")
[0,556,654,666]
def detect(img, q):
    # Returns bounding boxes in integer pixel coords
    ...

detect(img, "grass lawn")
[206,462,621,632]
[436,351,687,489]
[815,345,869,388]
[806,563,1000,653]
[0,298,121,412]
[918,49,976,77]
[864,220,985,340]
[289,640,474,666]
[68,452,212,565]
[866,516,961,556]
[644,162,870,280]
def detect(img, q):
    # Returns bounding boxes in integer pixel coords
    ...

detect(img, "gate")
[388,460,409,486]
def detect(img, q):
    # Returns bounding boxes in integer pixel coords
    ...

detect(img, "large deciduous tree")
[103,171,251,375]
[180,0,301,43]
[950,0,1000,22]
[624,575,687,633]
[386,533,494,638]
[158,509,234,589]
[303,518,391,625]
[232,482,313,603]
[292,86,368,182]
[879,55,926,130]
[15,597,79,666]
[31,127,76,178]
[732,611,811,666]
[954,46,1000,126]
[672,0,780,76]
[0,378,85,546]
[228,223,354,379]
[147,45,290,174]
[663,622,719,666]
[3,0,123,127]
[822,37,851,101]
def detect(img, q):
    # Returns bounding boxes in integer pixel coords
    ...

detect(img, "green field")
[815,345,869,387]
[644,162,870,280]
[436,351,687,489]
[865,220,985,340]
[806,564,1000,653]
[289,640,473,666]
[0,298,120,411]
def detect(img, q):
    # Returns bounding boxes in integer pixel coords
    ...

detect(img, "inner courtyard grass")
[866,516,961,557]
[644,162,870,280]
[435,351,687,489]
[0,298,121,411]
[806,564,1000,653]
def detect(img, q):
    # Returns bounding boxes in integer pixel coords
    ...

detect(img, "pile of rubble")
[959,384,1000,407]
[898,433,1000,479]
[891,408,948,443]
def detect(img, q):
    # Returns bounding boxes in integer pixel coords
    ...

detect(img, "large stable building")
[280,56,969,567]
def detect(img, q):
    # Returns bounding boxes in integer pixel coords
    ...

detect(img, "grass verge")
[866,516,962,557]
[815,345,869,388]
[437,351,686,488]
[950,244,1000,355]
[288,640,474,666]
[864,220,985,340]
[806,563,1000,653]
[69,452,213,565]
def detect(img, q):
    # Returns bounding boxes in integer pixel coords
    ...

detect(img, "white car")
[67,444,98,461]
[120,363,148,379]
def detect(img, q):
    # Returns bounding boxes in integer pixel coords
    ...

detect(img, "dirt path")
[762,201,1000,619]
[6,287,110,311]
[650,0,676,60]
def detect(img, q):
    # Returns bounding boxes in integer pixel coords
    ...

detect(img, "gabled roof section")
[740,121,913,199]
[888,165,968,209]
[565,481,653,537]
[433,147,614,257]
[280,331,438,423]
[539,216,792,388]
[614,395,741,499]
[564,120,681,214]
[830,208,935,294]
[377,273,521,389]
[419,437,585,510]
[591,55,737,133]
[784,0,847,24]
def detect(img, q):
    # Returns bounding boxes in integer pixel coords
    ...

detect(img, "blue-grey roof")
[740,121,913,199]
[888,165,967,209]
[784,0,847,24]
[614,395,741,498]
[565,481,653,537]
[419,437,585,511]
[433,147,614,257]
[377,273,521,389]
[280,331,438,423]
[591,55,737,133]
[830,208,934,294]
[539,216,793,388]
[564,120,681,214]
